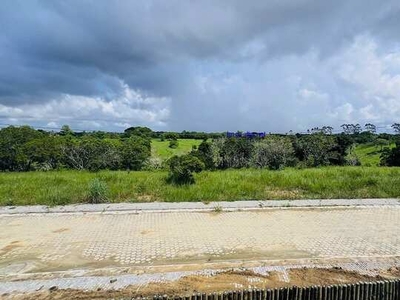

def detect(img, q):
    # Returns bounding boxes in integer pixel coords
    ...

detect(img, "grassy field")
[353,143,395,166]
[151,139,394,166]
[151,139,202,159]
[1,167,399,206]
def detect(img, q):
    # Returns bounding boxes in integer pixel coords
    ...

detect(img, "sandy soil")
[3,267,394,300]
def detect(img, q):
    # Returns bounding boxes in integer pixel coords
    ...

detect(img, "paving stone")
[1,206,400,293]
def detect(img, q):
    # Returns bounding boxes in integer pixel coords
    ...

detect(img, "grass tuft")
[87,178,109,204]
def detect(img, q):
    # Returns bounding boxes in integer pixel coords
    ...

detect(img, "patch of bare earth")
[287,267,383,286]
[264,187,304,199]
[136,194,158,202]
[3,268,391,300]
[380,267,400,278]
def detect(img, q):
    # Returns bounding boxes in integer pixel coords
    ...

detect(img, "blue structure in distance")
[226,131,266,138]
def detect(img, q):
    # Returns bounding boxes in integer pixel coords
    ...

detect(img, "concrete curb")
[0,198,399,215]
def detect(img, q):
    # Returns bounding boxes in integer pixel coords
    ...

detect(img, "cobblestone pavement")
[1,206,400,292]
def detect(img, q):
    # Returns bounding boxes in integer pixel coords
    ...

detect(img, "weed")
[213,204,223,213]
[4,198,14,206]
[87,178,108,204]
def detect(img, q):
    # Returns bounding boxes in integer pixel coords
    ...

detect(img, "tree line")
[0,124,399,176]
[0,126,151,171]
[170,132,400,184]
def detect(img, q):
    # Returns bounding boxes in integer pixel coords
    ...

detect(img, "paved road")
[1,206,400,279]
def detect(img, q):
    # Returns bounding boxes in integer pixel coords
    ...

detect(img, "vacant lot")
[0,167,399,206]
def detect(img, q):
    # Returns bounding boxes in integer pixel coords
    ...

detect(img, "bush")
[346,153,361,166]
[293,134,339,167]
[87,178,108,204]
[62,138,123,171]
[121,136,151,170]
[251,137,296,170]
[31,162,53,171]
[142,157,163,170]
[167,154,204,184]
[191,140,215,169]
[219,138,254,169]
[169,139,179,149]
[380,143,400,166]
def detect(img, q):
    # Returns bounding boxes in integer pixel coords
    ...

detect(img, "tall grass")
[87,178,109,204]
[0,167,399,206]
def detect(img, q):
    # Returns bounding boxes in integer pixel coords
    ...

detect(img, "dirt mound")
[2,267,390,300]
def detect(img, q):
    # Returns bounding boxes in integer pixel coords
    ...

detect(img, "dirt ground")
[3,267,397,300]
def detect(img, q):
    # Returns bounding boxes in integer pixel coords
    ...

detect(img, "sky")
[0,0,400,133]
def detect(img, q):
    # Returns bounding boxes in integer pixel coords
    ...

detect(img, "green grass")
[152,139,394,166]
[151,139,203,160]
[1,167,399,206]
[353,143,395,166]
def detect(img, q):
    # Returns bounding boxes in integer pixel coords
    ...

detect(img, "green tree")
[60,125,73,136]
[121,137,151,170]
[330,134,354,165]
[61,137,123,171]
[124,126,153,139]
[0,126,43,171]
[375,138,390,151]
[364,123,377,134]
[380,142,400,166]
[392,123,400,134]
[294,134,338,167]
[219,137,254,168]
[22,136,64,170]
[167,154,204,184]
[164,132,179,140]
[191,140,215,169]
[252,137,296,170]
[169,139,179,149]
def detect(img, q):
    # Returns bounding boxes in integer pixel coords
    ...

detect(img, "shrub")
[62,138,123,171]
[293,134,338,167]
[380,143,400,166]
[251,137,296,170]
[210,138,225,168]
[87,178,108,204]
[31,162,53,171]
[169,139,179,149]
[191,140,215,169]
[346,153,361,166]
[121,136,151,170]
[167,154,205,184]
[142,157,163,170]
[219,138,254,169]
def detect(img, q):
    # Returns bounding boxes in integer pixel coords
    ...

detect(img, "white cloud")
[170,34,400,133]
[329,103,354,122]
[46,121,59,128]
[0,83,170,131]
[327,35,400,125]
[297,88,329,103]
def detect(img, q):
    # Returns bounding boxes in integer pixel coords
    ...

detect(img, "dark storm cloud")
[0,0,400,131]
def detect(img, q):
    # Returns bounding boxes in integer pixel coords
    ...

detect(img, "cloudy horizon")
[1,1,400,133]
